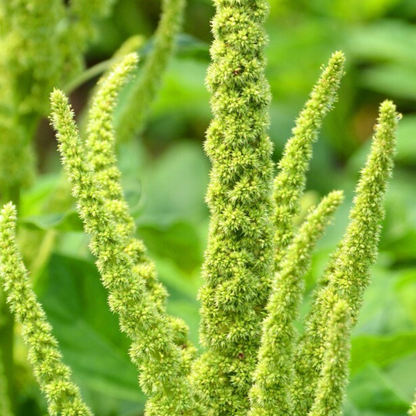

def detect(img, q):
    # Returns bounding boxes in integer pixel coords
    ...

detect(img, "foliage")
[0,1,415,416]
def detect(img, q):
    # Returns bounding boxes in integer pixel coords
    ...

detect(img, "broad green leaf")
[20,210,83,232]
[347,364,410,414]
[396,116,416,165]
[360,64,416,100]
[137,220,204,274]
[351,333,416,376]
[39,254,145,412]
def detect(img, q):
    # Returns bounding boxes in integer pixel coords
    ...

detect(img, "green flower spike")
[292,100,399,415]
[85,53,139,236]
[116,0,186,141]
[308,299,351,416]
[0,203,93,416]
[50,90,198,416]
[191,0,275,414]
[249,190,343,416]
[85,53,196,365]
[273,51,345,268]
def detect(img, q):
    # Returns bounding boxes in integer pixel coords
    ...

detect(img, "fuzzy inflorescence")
[0,0,407,415]
[50,54,199,416]
[292,100,399,416]
[0,203,93,416]
[249,190,344,416]
[115,0,186,141]
[191,0,275,414]
[272,51,345,268]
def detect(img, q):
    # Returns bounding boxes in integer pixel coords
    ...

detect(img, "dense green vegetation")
[1,1,416,415]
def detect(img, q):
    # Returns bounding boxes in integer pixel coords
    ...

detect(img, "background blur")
[17,0,416,415]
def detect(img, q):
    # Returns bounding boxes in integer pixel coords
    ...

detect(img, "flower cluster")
[0,0,408,415]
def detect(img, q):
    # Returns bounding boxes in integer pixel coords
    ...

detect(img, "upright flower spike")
[50,90,199,416]
[85,53,139,237]
[191,0,275,414]
[115,0,186,141]
[273,51,345,268]
[0,203,93,416]
[292,100,399,416]
[308,299,351,416]
[248,190,343,416]
[85,53,196,363]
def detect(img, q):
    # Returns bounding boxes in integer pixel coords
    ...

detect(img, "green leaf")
[20,210,83,232]
[137,220,204,274]
[360,64,416,100]
[396,116,416,165]
[39,254,145,411]
[348,364,410,414]
[351,333,416,376]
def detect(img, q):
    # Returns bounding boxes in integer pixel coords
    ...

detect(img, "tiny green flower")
[409,398,416,416]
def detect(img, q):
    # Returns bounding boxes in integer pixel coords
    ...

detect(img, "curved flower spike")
[273,51,345,269]
[0,203,93,416]
[115,0,186,141]
[86,53,139,236]
[292,100,399,416]
[50,90,199,416]
[86,53,195,361]
[249,190,344,416]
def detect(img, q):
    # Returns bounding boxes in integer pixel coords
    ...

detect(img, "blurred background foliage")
[12,0,416,415]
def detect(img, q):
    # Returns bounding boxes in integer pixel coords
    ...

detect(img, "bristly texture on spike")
[273,51,345,269]
[292,100,399,416]
[0,203,93,416]
[191,0,275,414]
[85,53,196,366]
[0,0,118,196]
[248,190,344,416]
[115,0,186,141]
[308,299,351,416]
[50,89,199,416]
